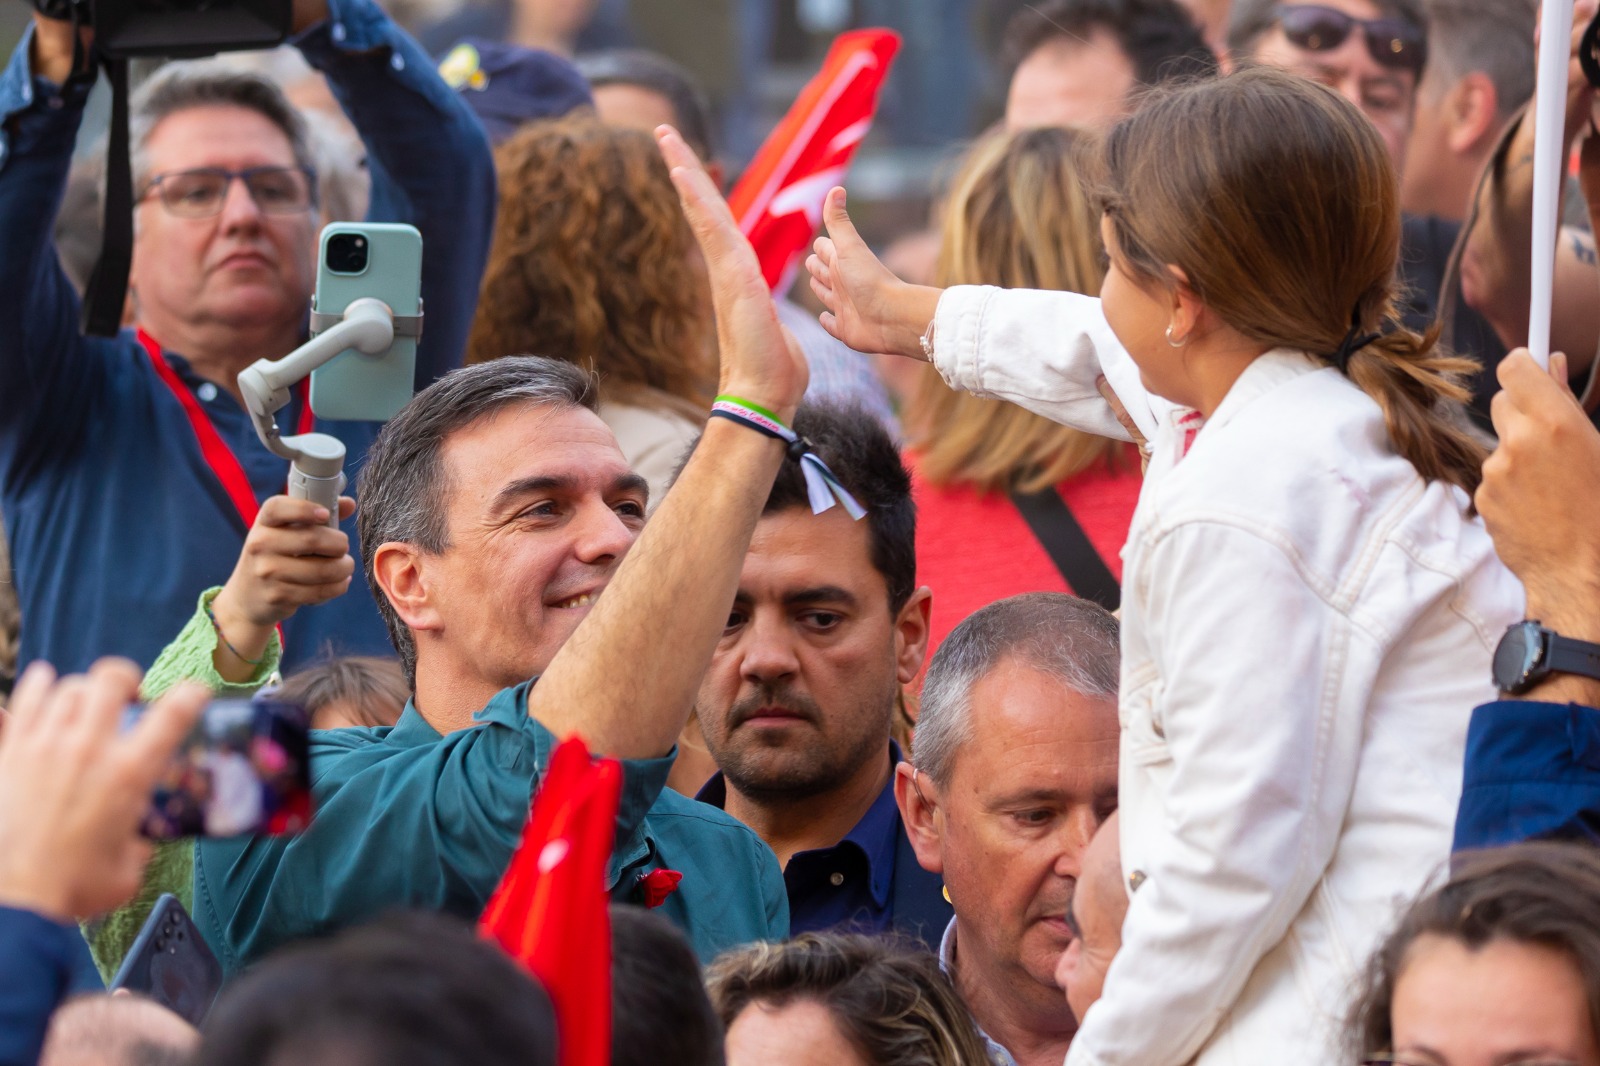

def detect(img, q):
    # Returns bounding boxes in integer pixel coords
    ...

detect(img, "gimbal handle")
[236,298,397,527]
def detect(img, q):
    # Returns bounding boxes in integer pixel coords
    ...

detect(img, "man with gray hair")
[0,0,495,678]
[896,593,1121,1066]
[1399,0,1536,221]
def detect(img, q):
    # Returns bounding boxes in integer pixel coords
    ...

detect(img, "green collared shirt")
[193,681,788,973]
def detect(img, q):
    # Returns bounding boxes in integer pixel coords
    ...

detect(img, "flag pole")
[1530,0,1577,371]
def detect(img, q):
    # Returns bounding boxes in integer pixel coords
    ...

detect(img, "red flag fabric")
[480,738,622,1066]
[728,29,901,292]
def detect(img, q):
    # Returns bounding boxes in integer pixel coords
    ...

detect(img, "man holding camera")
[0,0,495,675]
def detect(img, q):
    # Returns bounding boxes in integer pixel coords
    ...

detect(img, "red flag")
[481,738,621,1066]
[728,29,901,292]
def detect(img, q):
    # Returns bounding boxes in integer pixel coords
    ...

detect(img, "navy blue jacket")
[0,0,495,675]
[698,742,953,950]
[1454,700,1600,851]
[0,907,80,1066]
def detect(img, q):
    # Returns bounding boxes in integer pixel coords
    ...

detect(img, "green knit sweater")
[85,587,282,981]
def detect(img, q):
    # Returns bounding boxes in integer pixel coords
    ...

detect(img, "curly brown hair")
[466,114,714,408]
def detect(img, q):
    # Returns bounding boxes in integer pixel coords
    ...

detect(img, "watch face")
[1493,623,1546,693]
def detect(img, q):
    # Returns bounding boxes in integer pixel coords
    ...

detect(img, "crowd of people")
[6,0,1600,1063]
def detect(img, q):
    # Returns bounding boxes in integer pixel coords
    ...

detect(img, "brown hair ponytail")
[1101,66,1487,496]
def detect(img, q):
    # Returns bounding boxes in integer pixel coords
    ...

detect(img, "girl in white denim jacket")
[807,68,1524,1066]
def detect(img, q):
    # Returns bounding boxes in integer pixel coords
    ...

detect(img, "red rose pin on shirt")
[638,868,683,909]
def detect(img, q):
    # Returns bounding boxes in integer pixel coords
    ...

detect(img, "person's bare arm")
[525,128,808,760]
[1477,348,1600,705]
[1461,0,1600,366]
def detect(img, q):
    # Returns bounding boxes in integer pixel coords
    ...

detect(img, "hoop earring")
[1165,324,1188,348]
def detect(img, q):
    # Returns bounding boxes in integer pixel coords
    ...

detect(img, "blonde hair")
[907,126,1124,494]
[1101,66,1486,496]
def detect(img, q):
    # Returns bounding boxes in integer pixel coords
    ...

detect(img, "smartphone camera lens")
[325,232,369,275]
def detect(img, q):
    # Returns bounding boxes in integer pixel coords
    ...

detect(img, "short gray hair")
[913,593,1120,787]
[129,60,315,189]
[1418,0,1536,119]
[356,357,600,686]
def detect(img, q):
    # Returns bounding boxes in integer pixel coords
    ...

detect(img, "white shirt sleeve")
[1065,519,1374,1066]
[929,285,1162,443]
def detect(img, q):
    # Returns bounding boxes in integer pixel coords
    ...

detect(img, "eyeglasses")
[138,166,317,218]
[1361,1057,1583,1066]
[1277,5,1428,74]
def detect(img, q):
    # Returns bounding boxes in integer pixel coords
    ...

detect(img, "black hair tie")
[1328,312,1381,375]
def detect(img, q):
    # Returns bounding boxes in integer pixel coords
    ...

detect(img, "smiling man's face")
[416,401,648,696]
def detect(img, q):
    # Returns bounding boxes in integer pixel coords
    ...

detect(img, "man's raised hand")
[656,125,808,424]
[1477,348,1600,648]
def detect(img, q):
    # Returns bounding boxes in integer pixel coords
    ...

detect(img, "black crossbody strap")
[81,55,132,338]
[1009,487,1121,612]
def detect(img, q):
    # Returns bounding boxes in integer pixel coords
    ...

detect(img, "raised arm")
[292,0,496,388]
[1460,0,1600,367]
[0,17,114,471]
[1477,348,1600,704]
[807,187,1156,442]
[524,127,808,760]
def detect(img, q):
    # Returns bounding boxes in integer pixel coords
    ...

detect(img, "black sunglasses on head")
[1276,4,1427,74]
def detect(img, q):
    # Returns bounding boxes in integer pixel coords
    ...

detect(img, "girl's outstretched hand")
[807,187,942,361]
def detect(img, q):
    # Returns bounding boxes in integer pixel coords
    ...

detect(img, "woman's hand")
[210,495,356,679]
[657,126,809,423]
[807,187,943,361]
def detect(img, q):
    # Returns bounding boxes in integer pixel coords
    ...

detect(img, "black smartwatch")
[1491,621,1600,696]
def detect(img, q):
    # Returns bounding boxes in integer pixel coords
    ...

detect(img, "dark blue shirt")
[1454,699,1600,851]
[699,741,949,940]
[0,0,496,675]
[0,907,79,1066]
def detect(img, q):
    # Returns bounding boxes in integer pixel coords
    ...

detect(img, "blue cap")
[439,38,594,145]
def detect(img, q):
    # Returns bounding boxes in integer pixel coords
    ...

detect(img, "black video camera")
[32,0,290,59]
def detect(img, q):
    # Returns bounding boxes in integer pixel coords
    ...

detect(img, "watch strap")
[1544,632,1600,683]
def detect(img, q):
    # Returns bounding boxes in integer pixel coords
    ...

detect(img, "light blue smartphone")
[308,222,423,422]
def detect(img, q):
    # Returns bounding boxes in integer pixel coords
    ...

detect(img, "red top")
[910,446,1144,675]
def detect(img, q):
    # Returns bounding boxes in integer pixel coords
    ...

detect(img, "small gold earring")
[942,885,952,903]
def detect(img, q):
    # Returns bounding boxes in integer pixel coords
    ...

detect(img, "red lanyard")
[140,328,315,530]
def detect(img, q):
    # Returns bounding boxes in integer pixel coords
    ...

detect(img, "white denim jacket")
[930,286,1524,1066]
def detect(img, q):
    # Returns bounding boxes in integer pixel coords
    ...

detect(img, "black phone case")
[109,893,223,1027]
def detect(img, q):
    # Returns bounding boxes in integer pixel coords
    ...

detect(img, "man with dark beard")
[692,403,952,948]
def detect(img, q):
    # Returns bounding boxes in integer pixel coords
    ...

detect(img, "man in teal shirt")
[190,138,810,969]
